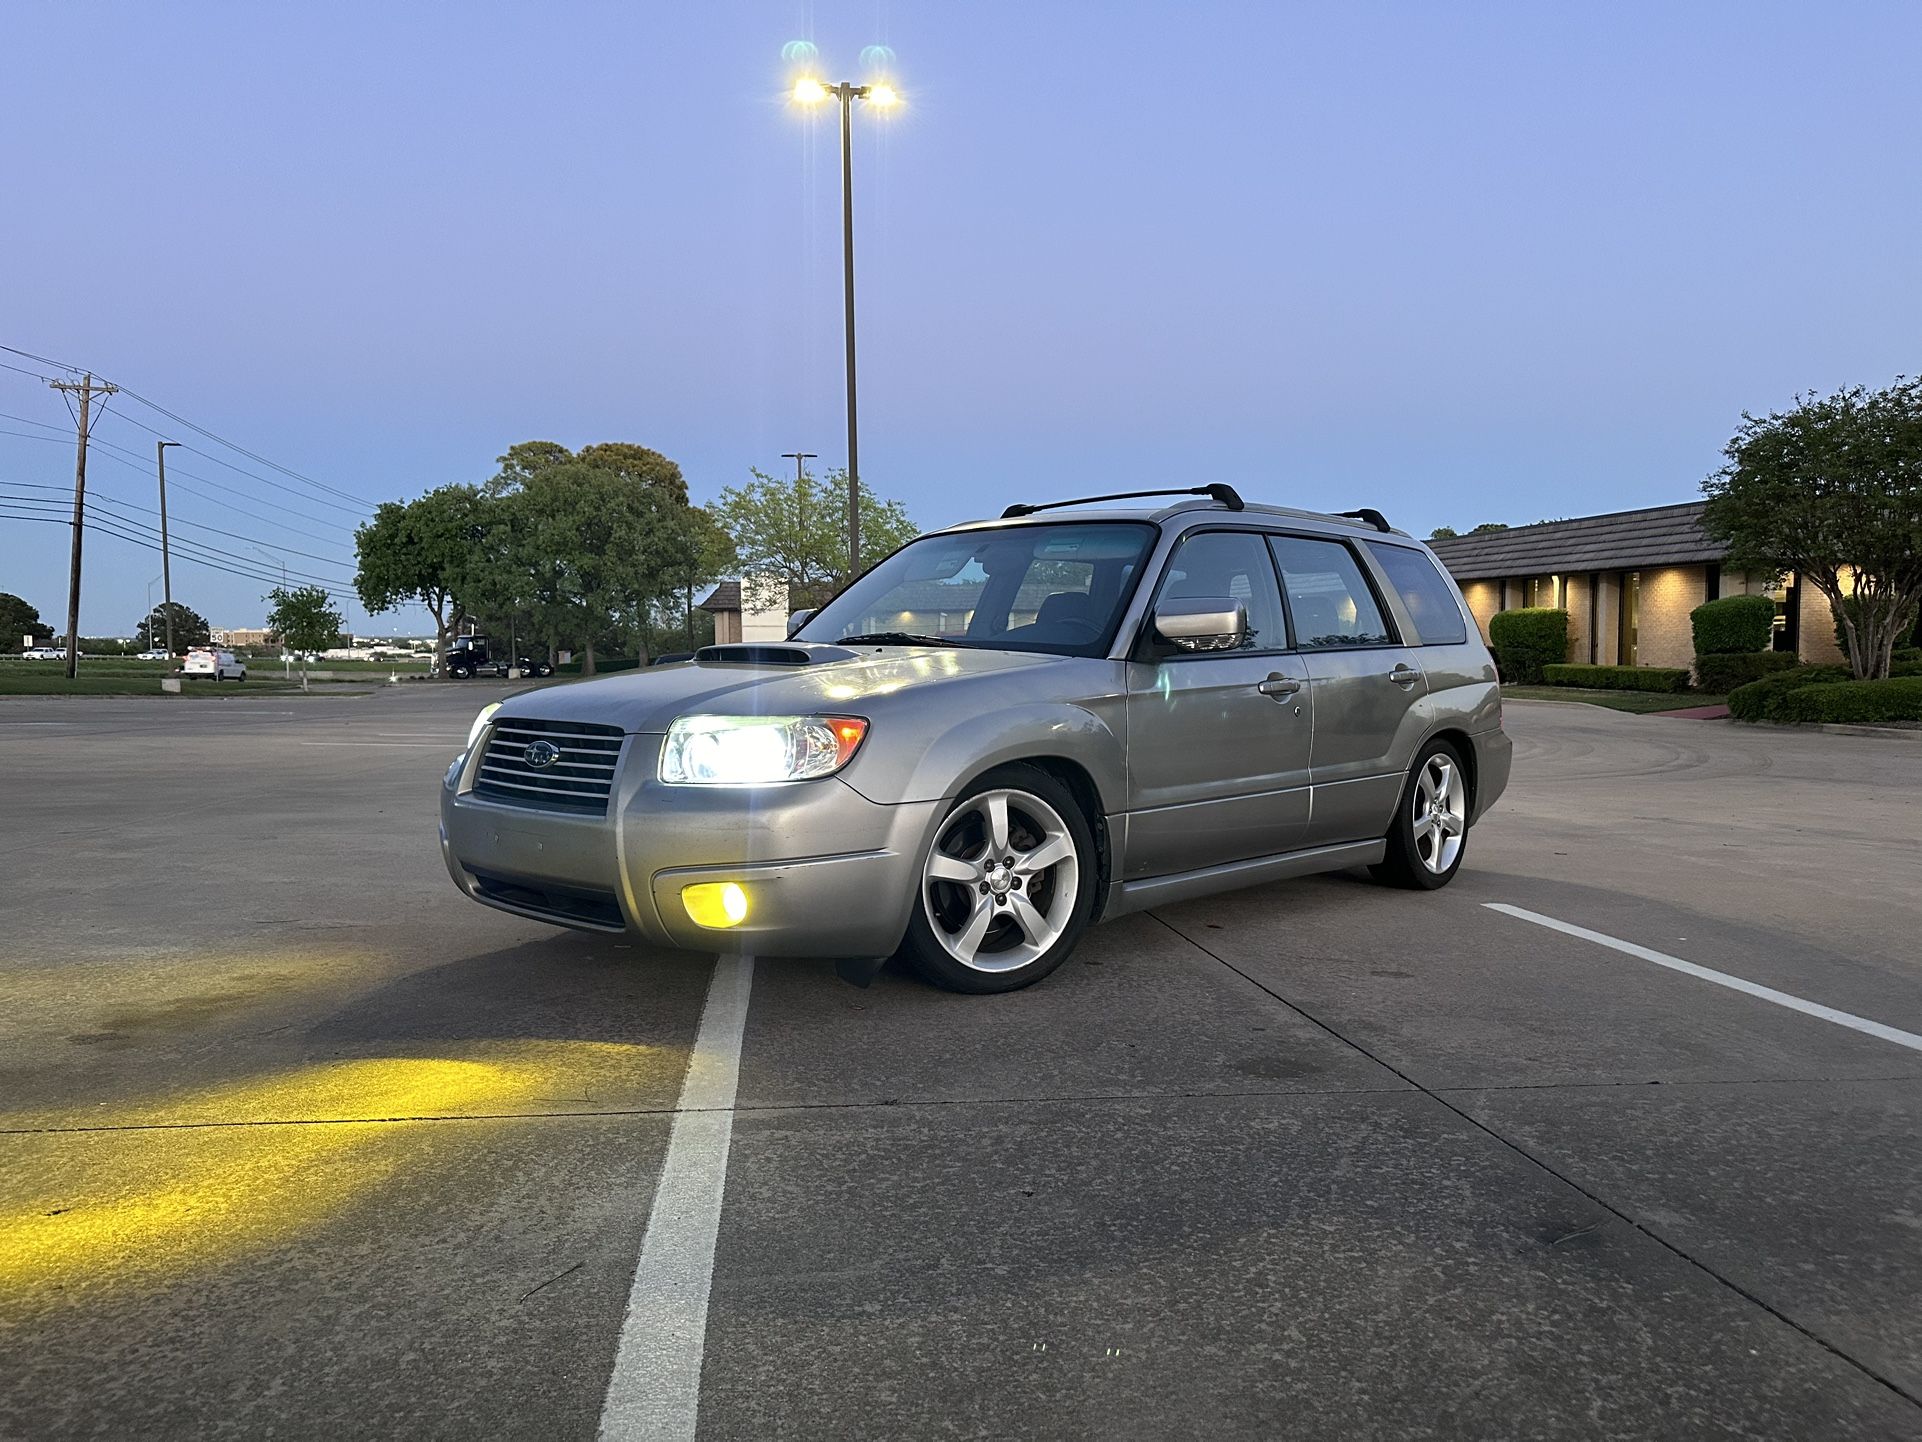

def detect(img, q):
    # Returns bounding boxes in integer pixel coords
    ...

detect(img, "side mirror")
[786,608,816,638]
[1153,596,1248,652]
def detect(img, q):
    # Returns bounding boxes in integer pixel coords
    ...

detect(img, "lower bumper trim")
[469,869,627,932]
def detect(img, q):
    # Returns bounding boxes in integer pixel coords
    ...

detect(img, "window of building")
[1366,542,1468,645]
[1153,531,1286,651]
[1269,536,1395,649]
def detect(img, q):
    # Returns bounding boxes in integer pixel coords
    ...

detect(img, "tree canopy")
[135,601,211,652]
[713,466,917,606]
[354,483,494,667]
[1702,377,1922,680]
[266,586,346,689]
[0,593,50,651]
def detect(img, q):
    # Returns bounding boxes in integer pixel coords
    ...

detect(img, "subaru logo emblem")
[523,739,561,770]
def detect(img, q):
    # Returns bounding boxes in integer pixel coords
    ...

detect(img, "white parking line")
[598,955,754,1442]
[1485,903,1922,1055]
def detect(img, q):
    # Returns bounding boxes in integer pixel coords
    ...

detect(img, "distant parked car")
[21,646,67,660]
[182,648,247,681]
[135,649,172,661]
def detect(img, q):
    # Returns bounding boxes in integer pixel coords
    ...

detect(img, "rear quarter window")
[1366,542,1469,646]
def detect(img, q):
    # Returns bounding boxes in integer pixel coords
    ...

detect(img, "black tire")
[1371,738,1470,890]
[899,763,1099,994]
[449,662,472,680]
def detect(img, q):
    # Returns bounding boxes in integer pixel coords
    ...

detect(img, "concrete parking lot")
[3,687,1920,1440]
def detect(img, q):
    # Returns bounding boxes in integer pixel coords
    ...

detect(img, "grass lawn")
[1503,685,1727,714]
[0,675,360,697]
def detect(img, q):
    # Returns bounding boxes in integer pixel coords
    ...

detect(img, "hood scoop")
[694,643,858,667]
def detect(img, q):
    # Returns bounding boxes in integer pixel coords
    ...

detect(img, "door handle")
[1388,663,1421,687]
[1257,673,1301,699]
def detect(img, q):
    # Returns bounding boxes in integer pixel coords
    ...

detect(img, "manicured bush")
[1540,663,1692,693]
[1725,665,1851,722]
[1774,676,1922,725]
[1691,594,1778,656]
[1487,608,1570,685]
[1692,650,1799,693]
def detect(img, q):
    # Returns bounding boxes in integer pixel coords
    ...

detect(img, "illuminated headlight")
[660,714,868,785]
[466,701,502,750]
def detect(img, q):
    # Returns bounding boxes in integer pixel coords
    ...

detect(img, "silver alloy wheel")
[1412,752,1466,874]
[922,787,1080,973]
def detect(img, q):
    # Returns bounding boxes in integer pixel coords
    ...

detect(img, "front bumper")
[439,735,944,957]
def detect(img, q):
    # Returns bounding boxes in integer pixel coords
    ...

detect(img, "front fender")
[839,700,1127,813]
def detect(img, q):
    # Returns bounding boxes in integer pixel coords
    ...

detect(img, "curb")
[1743,720,1922,742]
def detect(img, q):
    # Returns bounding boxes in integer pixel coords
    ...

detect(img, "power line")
[0,343,376,512]
[0,491,357,591]
[0,505,362,605]
[0,483,357,576]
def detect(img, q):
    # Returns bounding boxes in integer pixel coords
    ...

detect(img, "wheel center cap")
[986,864,1012,895]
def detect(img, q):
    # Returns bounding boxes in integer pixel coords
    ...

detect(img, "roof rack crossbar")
[1002,483,1244,519]
[1339,508,1392,533]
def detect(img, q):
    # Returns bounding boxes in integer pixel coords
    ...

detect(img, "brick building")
[1427,503,1845,672]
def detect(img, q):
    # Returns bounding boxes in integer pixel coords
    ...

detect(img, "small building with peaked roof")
[1427,502,1844,671]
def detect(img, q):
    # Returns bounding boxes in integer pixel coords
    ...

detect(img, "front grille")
[473,717,625,814]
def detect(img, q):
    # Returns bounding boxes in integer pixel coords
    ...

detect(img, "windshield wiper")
[836,631,967,648]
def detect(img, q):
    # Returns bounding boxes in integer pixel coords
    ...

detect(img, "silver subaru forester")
[439,486,1510,992]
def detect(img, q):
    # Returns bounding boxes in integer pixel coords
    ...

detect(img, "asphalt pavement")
[3,686,1919,1440]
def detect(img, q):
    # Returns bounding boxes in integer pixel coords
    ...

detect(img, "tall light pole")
[780,450,816,583]
[792,76,898,578]
[156,441,180,654]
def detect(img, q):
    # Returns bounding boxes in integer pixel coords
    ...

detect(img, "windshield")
[796,521,1157,657]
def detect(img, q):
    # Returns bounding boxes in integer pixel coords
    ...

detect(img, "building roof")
[1427,502,1725,580]
[696,581,741,613]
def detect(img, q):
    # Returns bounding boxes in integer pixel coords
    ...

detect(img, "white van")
[182,648,247,682]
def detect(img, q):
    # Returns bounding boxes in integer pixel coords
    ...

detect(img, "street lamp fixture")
[789,73,901,578]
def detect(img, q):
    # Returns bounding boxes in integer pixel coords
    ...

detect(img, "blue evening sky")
[3,1,1917,634]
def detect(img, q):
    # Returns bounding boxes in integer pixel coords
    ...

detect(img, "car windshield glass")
[797,521,1156,657]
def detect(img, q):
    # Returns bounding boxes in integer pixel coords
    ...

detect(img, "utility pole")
[156,441,180,654]
[780,451,816,584]
[51,373,118,679]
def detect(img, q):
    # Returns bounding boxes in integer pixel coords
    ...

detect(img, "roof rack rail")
[1002,483,1244,519]
[1338,508,1392,533]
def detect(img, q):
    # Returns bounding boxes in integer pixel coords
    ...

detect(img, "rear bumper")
[1470,726,1513,823]
[439,743,943,956]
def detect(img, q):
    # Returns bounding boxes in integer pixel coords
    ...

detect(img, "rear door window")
[1268,536,1396,648]
[1365,542,1469,646]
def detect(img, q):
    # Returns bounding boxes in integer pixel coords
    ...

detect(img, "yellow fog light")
[682,882,749,929]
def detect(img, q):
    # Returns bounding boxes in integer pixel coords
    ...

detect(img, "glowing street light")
[789,73,901,576]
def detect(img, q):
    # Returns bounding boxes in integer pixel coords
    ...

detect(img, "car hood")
[493,645,1080,733]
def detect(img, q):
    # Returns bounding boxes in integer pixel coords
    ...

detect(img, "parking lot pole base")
[834,955,891,989]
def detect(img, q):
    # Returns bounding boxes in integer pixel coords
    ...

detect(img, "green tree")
[134,601,211,653]
[354,484,495,676]
[1427,526,1459,541]
[488,462,709,673]
[1703,378,1922,680]
[265,586,345,691]
[713,467,917,606]
[0,593,50,652]
[489,440,689,503]
[1469,521,1510,533]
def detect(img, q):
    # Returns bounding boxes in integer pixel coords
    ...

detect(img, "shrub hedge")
[1540,663,1691,693]
[1726,665,1852,722]
[1691,594,1777,656]
[1774,676,1922,725]
[1487,608,1570,684]
[1692,650,1799,693]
